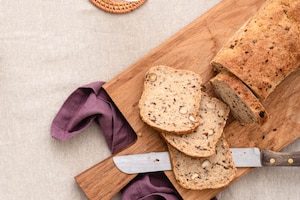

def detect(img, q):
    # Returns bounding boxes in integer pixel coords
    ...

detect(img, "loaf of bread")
[210,71,268,125]
[168,137,237,190]
[161,92,230,157]
[211,0,300,99]
[139,65,202,135]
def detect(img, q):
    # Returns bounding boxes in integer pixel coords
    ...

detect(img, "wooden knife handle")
[75,156,137,200]
[261,150,300,166]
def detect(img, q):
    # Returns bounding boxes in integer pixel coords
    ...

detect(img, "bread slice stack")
[139,65,237,190]
[163,93,236,190]
[210,0,300,125]
[161,92,230,158]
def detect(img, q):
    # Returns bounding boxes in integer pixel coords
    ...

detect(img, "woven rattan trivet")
[90,0,147,14]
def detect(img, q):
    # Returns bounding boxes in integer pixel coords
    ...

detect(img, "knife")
[113,148,300,174]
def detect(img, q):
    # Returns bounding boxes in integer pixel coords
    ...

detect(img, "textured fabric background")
[1,0,299,199]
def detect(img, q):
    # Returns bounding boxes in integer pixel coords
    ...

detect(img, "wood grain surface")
[75,0,300,199]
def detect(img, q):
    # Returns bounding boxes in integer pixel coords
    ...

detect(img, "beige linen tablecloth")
[1,0,299,199]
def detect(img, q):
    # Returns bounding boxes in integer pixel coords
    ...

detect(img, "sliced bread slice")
[210,71,268,125]
[161,92,230,157]
[139,65,202,135]
[168,137,237,190]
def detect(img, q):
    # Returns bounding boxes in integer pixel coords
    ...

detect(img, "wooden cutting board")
[75,0,300,199]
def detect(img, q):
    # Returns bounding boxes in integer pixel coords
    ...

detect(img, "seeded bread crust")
[211,0,300,99]
[161,92,230,157]
[139,65,202,135]
[168,137,237,190]
[210,71,268,125]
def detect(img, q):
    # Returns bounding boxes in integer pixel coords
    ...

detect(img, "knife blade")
[113,148,300,174]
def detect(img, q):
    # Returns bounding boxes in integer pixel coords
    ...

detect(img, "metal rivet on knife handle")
[288,158,294,164]
[269,158,276,164]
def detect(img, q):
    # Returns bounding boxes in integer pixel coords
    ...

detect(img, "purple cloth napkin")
[50,81,182,200]
[51,81,136,154]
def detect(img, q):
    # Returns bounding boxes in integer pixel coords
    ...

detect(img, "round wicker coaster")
[90,0,147,14]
